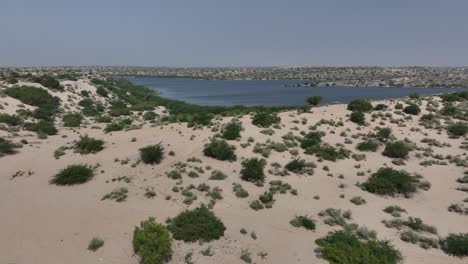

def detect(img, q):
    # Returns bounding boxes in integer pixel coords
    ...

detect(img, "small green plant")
[440,233,468,257]
[306,96,323,106]
[222,121,242,140]
[50,164,94,185]
[251,112,280,128]
[357,140,379,152]
[0,113,22,126]
[403,104,421,115]
[209,170,227,180]
[290,215,316,230]
[203,139,236,161]
[383,141,410,159]
[87,237,104,251]
[167,206,226,242]
[102,187,128,202]
[25,120,58,135]
[362,168,422,196]
[350,111,365,125]
[285,158,305,173]
[104,122,124,133]
[300,131,323,149]
[350,196,366,205]
[315,230,403,264]
[241,158,266,183]
[143,111,157,120]
[0,137,17,156]
[75,136,104,154]
[233,183,249,198]
[347,99,373,112]
[62,113,83,127]
[140,144,164,165]
[133,218,173,264]
[447,122,468,136]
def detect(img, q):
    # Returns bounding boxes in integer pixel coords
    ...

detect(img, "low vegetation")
[290,215,316,231]
[347,99,373,112]
[361,168,423,196]
[0,137,18,157]
[440,233,468,257]
[140,143,164,165]
[133,218,173,264]
[241,158,266,183]
[222,121,242,140]
[87,237,104,252]
[251,112,280,128]
[62,113,83,127]
[74,136,104,154]
[49,164,94,185]
[383,141,410,159]
[203,139,236,161]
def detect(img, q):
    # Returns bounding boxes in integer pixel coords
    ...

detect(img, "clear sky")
[1,0,467,67]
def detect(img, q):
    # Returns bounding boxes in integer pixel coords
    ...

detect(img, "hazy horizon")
[1,0,467,67]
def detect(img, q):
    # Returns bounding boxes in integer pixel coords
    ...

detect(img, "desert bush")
[347,99,373,112]
[143,111,157,120]
[357,140,379,152]
[440,233,468,257]
[88,238,104,251]
[361,168,421,196]
[95,115,112,123]
[251,112,280,128]
[0,137,17,156]
[383,206,406,217]
[104,122,124,133]
[96,86,108,97]
[374,127,392,142]
[290,215,316,230]
[315,230,403,264]
[350,196,366,205]
[305,144,351,161]
[300,131,324,149]
[285,158,305,173]
[75,136,104,154]
[49,164,94,185]
[374,104,388,111]
[403,104,421,115]
[447,122,467,136]
[25,120,58,135]
[133,218,173,264]
[241,158,266,183]
[350,111,365,125]
[140,144,164,165]
[0,113,22,126]
[233,183,249,198]
[31,74,62,90]
[167,206,226,242]
[203,139,236,161]
[62,113,83,127]
[222,121,242,140]
[306,96,323,106]
[102,187,128,202]
[383,141,410,159]
[4,86,60,109]
[249,200,264,210]
[209,170,227,180]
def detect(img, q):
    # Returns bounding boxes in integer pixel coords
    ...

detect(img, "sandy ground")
[0,80,467,264]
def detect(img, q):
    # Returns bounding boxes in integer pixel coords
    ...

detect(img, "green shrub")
[347,99,373,112]
[251,112,280,128]
[140,144,164,165]
[374,104,388,111]
[222,121,242,140]
[350,111,365,125]
[306,96,322,106]
[104,122,124,133]
[362,168,421,196]
[203,139,236,161]
[403,104,421,115]
[447,122,468,136]
[88,238,104,251]
[305,144,350,161]
[133,218,173,264]
[383,141,410,159]
[300,131,324,149]
[32,74,62,90]
[290,215,316,230]
[143,111,157,120]
[241,158,266,183]
[62,113,83,127]
[374,127,392,142]
[78,98,94,108]
[357,140,379,152]
[4,86,60,118]
[440,233,468,257]
[96,86,108,97]
[95,115,112,123]
[25,120,58,135]
[167,206,226,242]
[315,230,403,264]
[285,158,305,173]
[0,137,17,156]
[50,164,94,185]
[0,114,22,126]
[75,136,104,154]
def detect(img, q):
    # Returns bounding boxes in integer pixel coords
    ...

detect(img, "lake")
[128,77,468,106]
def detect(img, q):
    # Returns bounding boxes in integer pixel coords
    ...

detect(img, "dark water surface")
[129,77,468,106]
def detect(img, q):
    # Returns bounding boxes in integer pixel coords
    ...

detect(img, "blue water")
[128,77,468,106]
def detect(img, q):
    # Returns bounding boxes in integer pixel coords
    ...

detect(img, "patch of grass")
[300,131,324,149]
[447,122,468,136]
[347,99,373,112]
[167,206,226,242]
[209,170,227,180]
[133,217,173,264]
[350,111,365,125]
[304,144,351,161]
[87,237,104,252]
[0,113,22,126]
[222,121,242,140]
[233,183,249,198]
[383,206,406,217]
[203,139,236,161]
[24,120,58,135]
[441,233,468,257]
[241,158,266,183]
[290,215,316,231]
[315,230,403,264]
[140,144,164,165]
[4,86,60,118]
[350,196,366,205]
[249,200,264,210]
[62,113,83,127]
[285,158,305,173]
[31,74,62,90]
[251,112,280,128]
[49,164,94,185]
[357,140,379,152]
[102,187,128,202]
[143,111,157,120]
[362,168,422,196]
[75,136,104,154]
[104,122,125,133]
[403,104,421,115]
[383,141,410,159]
[306,96,322,106]
[0,137,18,156]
